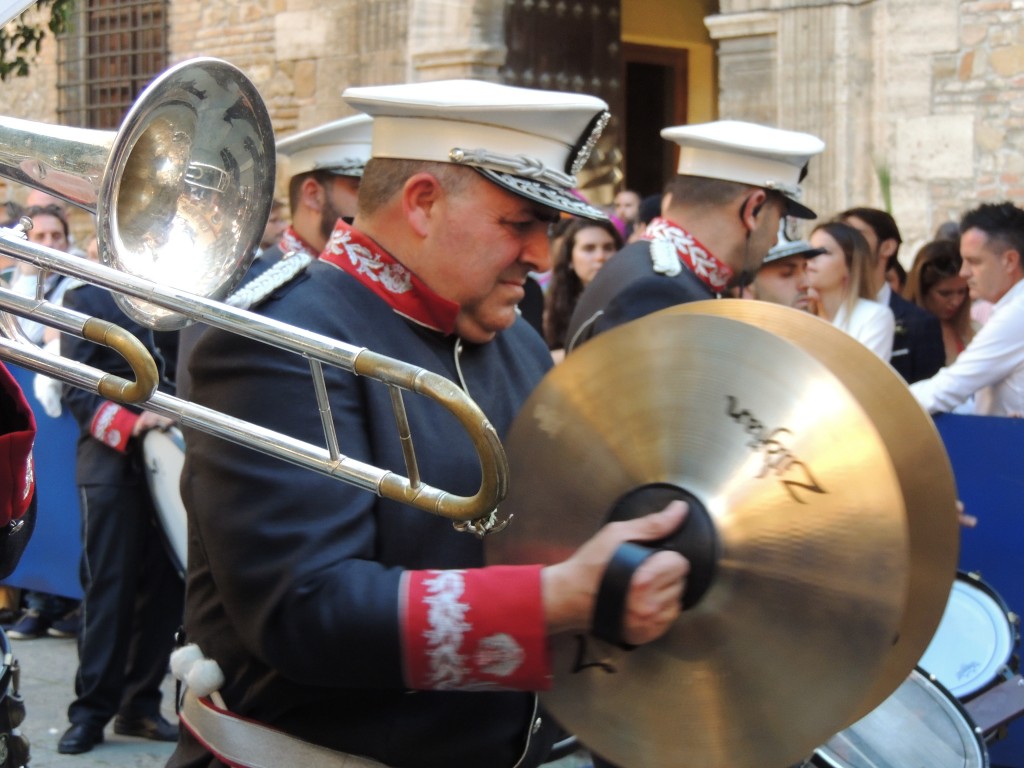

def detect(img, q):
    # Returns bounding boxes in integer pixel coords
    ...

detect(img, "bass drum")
[808,668,988,768]
[142,426,187,579]
[919,571,1020,700]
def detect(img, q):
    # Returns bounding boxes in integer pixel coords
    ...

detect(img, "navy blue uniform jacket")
[171,259,558,768]
[565,240,716,351]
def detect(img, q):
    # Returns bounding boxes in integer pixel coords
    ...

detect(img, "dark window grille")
[57,0,168,129]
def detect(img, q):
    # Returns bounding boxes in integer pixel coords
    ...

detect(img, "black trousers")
[68,480,183,727]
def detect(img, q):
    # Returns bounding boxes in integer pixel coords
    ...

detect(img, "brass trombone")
[0,58,509,528]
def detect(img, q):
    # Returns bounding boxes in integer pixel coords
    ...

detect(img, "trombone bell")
[0,57,276,330]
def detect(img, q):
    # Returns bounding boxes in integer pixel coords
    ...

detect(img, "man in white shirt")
[910,202,1024,416]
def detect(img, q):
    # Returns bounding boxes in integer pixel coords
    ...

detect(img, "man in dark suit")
[840,207,944,383]
[57,282,184,754]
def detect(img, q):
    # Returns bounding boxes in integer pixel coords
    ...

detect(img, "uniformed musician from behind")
[170,82,689,768]
[566,121,826,351]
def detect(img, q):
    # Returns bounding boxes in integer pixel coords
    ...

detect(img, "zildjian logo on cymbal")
[725,396,826,504]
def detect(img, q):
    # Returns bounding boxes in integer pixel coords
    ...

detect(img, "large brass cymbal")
[487,305,956,768]
[669,300,959,719]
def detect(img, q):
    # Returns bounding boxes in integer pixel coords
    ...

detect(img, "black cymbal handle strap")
[592,542,657,648]
[591,483,720,649]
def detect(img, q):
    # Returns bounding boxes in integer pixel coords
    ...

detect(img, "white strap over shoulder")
[171,644,390,768]
[180,691,389,768]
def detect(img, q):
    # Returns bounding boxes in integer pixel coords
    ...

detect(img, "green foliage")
[0,0,73,81]
[876,163,893,215]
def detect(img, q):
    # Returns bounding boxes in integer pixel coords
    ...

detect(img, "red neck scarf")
[644,217,733,293]
[277,226,321,259]
[319,219,459,334]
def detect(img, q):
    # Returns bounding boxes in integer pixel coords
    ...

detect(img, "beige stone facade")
[4,0,1024,255]
[709,0,1024,257]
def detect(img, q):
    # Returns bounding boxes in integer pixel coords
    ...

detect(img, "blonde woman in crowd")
[807,220,895,361]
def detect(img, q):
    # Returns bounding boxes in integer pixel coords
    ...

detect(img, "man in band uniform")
[170,80,689,768]
[565,120,825,351]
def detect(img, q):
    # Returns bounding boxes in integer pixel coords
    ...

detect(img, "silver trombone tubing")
[0,232,509,525]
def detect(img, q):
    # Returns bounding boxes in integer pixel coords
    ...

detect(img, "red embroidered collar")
[644,217,733,293]
[320,220,459,334]
[277,226,320,259]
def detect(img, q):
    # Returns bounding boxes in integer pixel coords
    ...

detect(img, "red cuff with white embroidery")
[402,565,551,692]
[90,401,138,453]
[1,364,36,525]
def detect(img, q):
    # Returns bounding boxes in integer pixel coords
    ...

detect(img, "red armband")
[90,401,138,453]
[0,364,36,525]
[401,565,551,692]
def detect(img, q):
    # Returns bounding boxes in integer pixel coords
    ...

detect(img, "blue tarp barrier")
[2,363,82,599]
[935,413,1024,766]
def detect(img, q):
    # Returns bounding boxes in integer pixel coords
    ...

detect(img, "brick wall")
[2,0,506,238]
[0,5,61,210]
[167,0,411,137]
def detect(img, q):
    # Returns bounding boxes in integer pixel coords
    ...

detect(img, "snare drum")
[808,668,987,768]
[919,571,1020,700]
[142,426,187,579]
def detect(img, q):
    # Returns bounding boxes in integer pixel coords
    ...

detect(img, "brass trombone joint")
[81,317,159,404]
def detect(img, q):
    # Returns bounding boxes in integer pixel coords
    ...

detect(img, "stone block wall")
[709,0,1024,249]
[929,0,1024,229]
[10,0,1024,249]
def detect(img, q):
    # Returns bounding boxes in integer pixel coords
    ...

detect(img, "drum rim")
[142,426,187,577]
[920,571,1019,698]
[812,666,988,768]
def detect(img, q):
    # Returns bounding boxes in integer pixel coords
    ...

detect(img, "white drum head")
[919,574,1016,699]
[813,668,987,768]
[143,426,187,578]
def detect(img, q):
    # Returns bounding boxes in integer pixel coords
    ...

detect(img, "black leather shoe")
[58,723,105,754]
[113,713,179,742]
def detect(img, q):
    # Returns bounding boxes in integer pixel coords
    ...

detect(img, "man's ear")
[739,189,769,231]
[402,172,443,238]
[300,177,325,212]
[1003,247,1023,277]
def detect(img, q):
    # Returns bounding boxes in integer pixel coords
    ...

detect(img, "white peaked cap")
[342,79,611,219]
[662,120,826,219]
[277,114,374,178]
[764,238,827,264]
